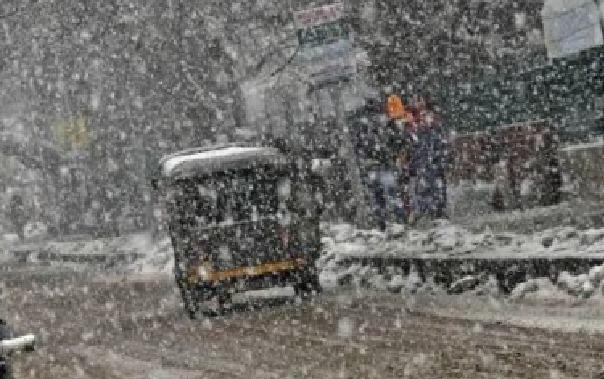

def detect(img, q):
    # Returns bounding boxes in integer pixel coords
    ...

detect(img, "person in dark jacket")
[352,104,406,230]
[408,103,448,220]
[369,117,406,231]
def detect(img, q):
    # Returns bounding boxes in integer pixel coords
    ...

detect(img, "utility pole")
[328,81,370,228]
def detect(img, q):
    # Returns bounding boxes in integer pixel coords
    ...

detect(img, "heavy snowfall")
[2,0,604,378]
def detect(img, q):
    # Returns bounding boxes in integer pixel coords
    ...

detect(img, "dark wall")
[434,45,604,142]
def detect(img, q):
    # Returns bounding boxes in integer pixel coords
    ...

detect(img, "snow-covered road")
[3,212,604,377]
[3,270,604,378]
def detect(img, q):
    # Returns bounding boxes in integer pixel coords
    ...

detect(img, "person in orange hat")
[382,94,413,224]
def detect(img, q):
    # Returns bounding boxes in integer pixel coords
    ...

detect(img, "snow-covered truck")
[152,142,324,318]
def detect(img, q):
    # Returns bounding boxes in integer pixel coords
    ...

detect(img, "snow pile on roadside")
[509,278,553,300]
[37,233,161,262]
[122,236,173,274]
[319,222,604,296]
[116,220,604,299]
[1,222,49,246]
[26,218,603,299]
[319,260,444,295]
[555,265,604,298]
[498,265,604,301]
[4,232,174,272]
[321,221,604,261]
[319,229,443,294]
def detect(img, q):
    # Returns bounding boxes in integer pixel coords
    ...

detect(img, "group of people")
[353,95,449,231]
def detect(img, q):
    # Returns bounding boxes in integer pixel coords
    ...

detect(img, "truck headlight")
[197,266,210,281]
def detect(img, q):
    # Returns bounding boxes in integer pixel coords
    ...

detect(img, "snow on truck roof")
[160,144,285,178]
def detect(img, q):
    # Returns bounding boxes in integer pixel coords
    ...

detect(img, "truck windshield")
[172,170,280,227]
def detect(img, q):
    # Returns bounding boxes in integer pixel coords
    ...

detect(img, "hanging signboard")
[293,3,356,86]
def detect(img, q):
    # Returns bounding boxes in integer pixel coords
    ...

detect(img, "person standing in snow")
[366,117,401,231]
[403,103,428,223]
[8,194,26,241]
[398,105,419,225]
[352,99,405,231]
[408,100,448,221]
[425,104,449,218]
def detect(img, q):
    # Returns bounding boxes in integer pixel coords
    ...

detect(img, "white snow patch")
[559,139,604,152]
[509,278,542,300]
[124,236,174,274]
[337,317,353,338]
[471,275,501,297]
[554,266,604,298]
[406,265,423,291]
[23,222,48,240]
[386,274,405,293]
[319,220,604,298]
[449,275,481,294]
[321,221,604,262]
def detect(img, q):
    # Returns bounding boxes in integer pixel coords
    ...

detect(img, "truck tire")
[181,288,199,320]
[294,272,322,299]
